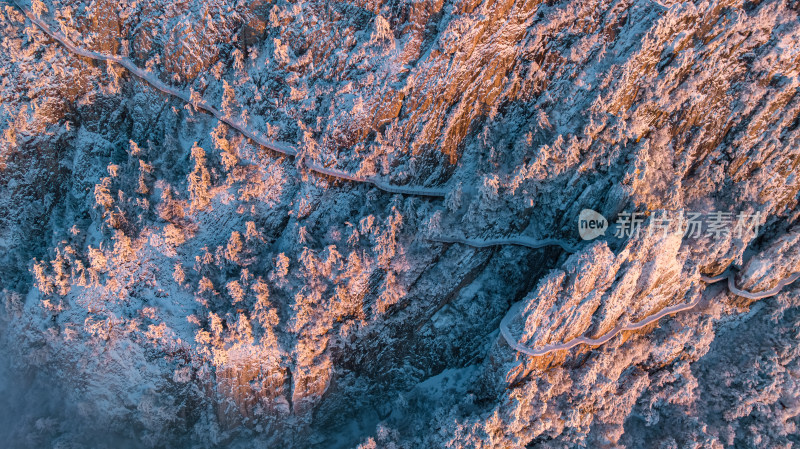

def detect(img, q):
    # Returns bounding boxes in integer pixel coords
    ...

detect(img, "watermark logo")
[578,209,608,240]
[577,209,763,241]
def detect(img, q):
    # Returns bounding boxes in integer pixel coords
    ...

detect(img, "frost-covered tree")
[187,142,212,211]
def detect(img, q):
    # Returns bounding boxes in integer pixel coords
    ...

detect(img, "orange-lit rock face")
[2,0,800,447]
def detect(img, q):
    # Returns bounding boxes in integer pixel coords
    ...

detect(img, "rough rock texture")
[1,0,800,447]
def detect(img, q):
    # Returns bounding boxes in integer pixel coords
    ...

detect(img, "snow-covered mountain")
[1,0,800,447]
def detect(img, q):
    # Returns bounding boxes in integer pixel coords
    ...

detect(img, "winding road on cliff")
[13,1,800,358]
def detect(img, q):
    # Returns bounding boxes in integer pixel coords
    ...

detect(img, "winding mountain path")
[432,234,800,356]
[15,1,800,358]
[702,270,800,300]
[12,1,447,198]
[427,234,581,253]
[499,296,705,357]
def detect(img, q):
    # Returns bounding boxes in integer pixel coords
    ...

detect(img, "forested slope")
[1,0,800,447]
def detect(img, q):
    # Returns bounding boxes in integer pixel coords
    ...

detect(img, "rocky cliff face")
[1,0,799,447]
